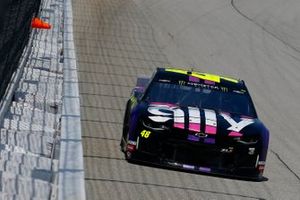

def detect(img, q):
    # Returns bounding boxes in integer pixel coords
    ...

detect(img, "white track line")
[58,0,86,199]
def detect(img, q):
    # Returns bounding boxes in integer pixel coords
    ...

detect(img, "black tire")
[256,173,264,182]
[120,123,128,152]
[123,133,136,162]
[120,101,136,162]
[124,133,131,160]
[120,102,131,151]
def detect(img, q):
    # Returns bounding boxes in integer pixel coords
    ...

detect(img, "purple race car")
[120,67,269,180]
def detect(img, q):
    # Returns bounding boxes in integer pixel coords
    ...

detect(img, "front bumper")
[130,129,263,179]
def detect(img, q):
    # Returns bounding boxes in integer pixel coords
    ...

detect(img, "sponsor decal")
[258,160,265,173]
[204,80,215,85]
[221,87,228,92]
[167,162,181,167]
[221,113,254,131]
[188,107,201,132]
[189,76,199,83]
[228,132,243,137]
[148,104,254,137]
[220,113,254,136]
[199,167,211,172]
[174,108,185,129]
[148,104,173,123]
[183,164,195,170]
[221,147,234,153]
[204,109,217,135]
[195,132,208,138]
[186,82,220,90]
[148,105,217,134]
[258,161,265,165]
[158,79,171,83]
[233,90,245,94]
[178,80,186,85]
[188,134,215,144]
[187,134,200,142]
[248,148,255,155]
[204,138,215,144]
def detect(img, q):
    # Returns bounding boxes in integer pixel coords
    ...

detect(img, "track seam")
[270,149,300,182]
[84,177,265,200]
[231,0,300,184]
[230,0,300,55]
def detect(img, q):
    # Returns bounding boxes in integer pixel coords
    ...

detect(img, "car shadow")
[128,158,268,182]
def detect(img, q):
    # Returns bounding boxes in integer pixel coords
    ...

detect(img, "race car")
[120,67,269,180]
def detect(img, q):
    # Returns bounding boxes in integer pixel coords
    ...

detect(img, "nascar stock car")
[120,67,269,180]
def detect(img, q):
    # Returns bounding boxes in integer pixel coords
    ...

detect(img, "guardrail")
[0,0,86,198]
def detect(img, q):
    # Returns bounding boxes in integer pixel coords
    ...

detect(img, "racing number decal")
[140,130,151,138]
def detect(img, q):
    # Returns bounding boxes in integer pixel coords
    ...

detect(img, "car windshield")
[143,81,256,117]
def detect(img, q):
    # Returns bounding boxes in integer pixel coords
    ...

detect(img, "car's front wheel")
[120,103,130,152]
[124,133,137,162]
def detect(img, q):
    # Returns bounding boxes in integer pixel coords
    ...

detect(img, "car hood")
[138,102,267,138]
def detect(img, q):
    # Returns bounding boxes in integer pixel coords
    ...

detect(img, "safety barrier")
[58,0,86,199]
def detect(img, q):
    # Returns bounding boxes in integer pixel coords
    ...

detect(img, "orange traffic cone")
[31,17,51,29]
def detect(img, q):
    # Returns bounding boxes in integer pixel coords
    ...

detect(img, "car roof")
[155,67,246,91]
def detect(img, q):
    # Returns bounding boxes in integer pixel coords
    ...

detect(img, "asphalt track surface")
[72,0,300,199]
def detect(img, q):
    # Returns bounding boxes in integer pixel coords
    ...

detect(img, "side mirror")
[131,87,144,100]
